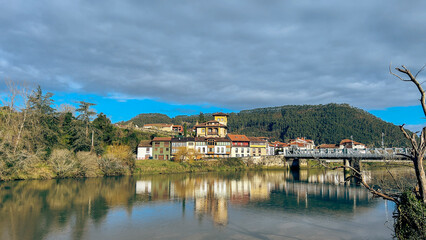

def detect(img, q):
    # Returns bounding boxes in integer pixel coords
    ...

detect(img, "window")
[146,148,150,152]
[164,142,169,147]
[155,143,160,147]
[247,148,250,153]
[235,148,238,153]
[160,148,163,153]
[166,148,169,151]
[202,129,205,132]
[252,149,256,153]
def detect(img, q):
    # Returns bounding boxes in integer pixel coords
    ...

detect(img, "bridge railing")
[280,148,411,159]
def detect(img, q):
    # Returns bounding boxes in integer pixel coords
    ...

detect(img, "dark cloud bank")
[0,0,425,110]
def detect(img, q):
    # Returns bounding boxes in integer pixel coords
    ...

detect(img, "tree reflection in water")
[0,169,410,240]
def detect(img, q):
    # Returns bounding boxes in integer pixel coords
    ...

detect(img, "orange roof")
[340,139,364,145]
[317,144,339,149]
[227,134,250,142]
[248,137,267,142]
[152,137,172,142]
[273,141,289,147]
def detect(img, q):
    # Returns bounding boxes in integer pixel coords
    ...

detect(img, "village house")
[316,144,339,149]
[227,134,250,157]
[172,125,184,132]
[288,137,315,150]
[143,123,174,132]
[248,137,268,157]
[211,137,232,158]
[195,137,208,156]
[171,137,195,156]
[339,139,366,149]
[271,141,290,155]
[137,140,152,160]
[194,112,229,138]
[152,137,172,160]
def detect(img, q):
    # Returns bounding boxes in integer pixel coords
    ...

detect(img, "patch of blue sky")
[51,92,236,123]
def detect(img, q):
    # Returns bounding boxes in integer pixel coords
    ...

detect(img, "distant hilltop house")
[142,123,183,133]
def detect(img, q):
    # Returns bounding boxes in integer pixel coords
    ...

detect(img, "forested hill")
[124,104,411,147]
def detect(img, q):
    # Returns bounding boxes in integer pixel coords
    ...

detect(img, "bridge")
[281,148,411,160]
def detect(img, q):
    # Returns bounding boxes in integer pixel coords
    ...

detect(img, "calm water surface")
[1,169,407,240]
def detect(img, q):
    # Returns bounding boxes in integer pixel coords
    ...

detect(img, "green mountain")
[124,103,411,147]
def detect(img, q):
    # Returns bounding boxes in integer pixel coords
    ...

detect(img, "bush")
[48,149,77,178]
[98,154,128,176]
[394,192,426,240]
[76,151,101,177]
[105,144,135,170]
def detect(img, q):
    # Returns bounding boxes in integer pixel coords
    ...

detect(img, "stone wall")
[241,155,287,167]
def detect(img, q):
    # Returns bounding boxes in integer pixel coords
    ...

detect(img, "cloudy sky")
[0,0,425,127]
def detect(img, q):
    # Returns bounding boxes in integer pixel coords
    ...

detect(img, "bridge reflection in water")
[135,170,376,226]
[2,169,403,240]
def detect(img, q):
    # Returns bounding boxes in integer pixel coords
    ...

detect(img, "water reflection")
[135,170,375,227]
[0,169,401,240]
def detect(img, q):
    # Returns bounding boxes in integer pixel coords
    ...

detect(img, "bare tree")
[390,64,426,204]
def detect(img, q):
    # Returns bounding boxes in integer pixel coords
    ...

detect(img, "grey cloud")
[0,0,425,110]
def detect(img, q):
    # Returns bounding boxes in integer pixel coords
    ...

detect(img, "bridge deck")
[281,148,410,160]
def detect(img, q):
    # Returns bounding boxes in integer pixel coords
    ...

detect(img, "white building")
[137,140,152,160]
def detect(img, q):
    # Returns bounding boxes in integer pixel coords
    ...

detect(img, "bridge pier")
[344,159,350,167]
[286,158,308,169]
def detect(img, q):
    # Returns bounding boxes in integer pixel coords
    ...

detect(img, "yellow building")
[195,120,227,137]
[213,112,228,126]
[195,112,229,138]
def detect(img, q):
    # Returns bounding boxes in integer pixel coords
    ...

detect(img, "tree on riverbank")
[0,82,154,180]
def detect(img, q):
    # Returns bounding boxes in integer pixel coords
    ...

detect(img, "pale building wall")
[137,146,152,160]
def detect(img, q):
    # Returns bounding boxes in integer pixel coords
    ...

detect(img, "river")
[0,168,414,240]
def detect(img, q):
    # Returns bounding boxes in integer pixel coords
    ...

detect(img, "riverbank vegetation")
[0,83,153,181]
[134,158,247,175]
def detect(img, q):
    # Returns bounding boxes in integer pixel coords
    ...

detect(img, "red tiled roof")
[152,137,172,142]
[248,137,267,142]
[317,144,339,149]
[227,134,250,142]
[340,139,364,145]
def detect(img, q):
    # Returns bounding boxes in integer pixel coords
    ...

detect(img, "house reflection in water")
[135,170,373,227]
